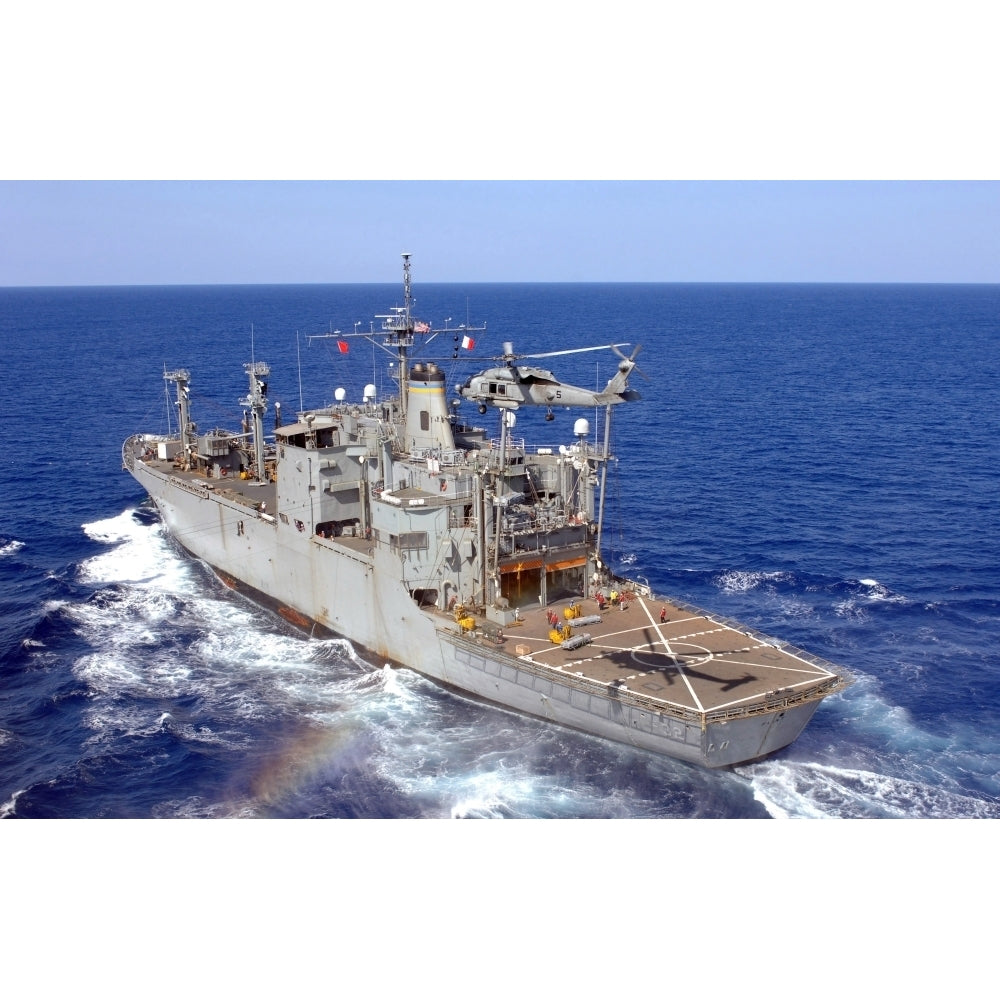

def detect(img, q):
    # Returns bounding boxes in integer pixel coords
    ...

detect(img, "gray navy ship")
[123,255,851,768]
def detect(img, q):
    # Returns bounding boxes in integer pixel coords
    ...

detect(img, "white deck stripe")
[705,675,827,713]
[712,655,834,677]
[640,598,704,712]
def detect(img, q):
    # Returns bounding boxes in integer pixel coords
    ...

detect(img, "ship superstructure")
[123,255,850,768]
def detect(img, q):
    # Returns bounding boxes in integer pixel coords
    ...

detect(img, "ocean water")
[1,281,999,820]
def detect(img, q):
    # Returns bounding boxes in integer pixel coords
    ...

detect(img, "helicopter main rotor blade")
[611,343,643,362]
[524,342,630,360]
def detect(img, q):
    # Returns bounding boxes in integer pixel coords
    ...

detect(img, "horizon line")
[3,279,999,291]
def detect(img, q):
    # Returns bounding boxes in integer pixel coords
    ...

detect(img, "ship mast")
[400,252,413,422]
[490,409,515,601]
[241,361,270,483]
[307,253,420,435]
[595,402,613,557]
[373,252,418,425]
[164,369,194,470]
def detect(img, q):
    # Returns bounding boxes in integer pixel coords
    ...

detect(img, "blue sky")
[3,7,997,285]
[2,181,998,284]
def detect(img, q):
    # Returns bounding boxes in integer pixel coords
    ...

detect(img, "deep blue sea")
[2,281,999,819]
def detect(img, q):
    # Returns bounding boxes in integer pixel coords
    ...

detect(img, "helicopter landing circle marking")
[631,642,711,670]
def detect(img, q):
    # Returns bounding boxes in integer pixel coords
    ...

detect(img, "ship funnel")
[404,362,455,452]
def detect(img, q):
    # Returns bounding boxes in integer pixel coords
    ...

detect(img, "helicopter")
[456,342,645,415]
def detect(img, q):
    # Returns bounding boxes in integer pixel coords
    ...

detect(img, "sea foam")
[748,760,1000,819]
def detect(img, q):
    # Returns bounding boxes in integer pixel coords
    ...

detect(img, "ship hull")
[437,631,823,767]
[130,456,826,769]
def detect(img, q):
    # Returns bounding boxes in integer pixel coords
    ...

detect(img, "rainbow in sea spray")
[71,511,384,815]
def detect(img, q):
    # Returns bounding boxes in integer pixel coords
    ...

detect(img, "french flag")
[462,334,475,350]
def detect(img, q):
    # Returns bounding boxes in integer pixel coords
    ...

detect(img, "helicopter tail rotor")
[611,343,649,381]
